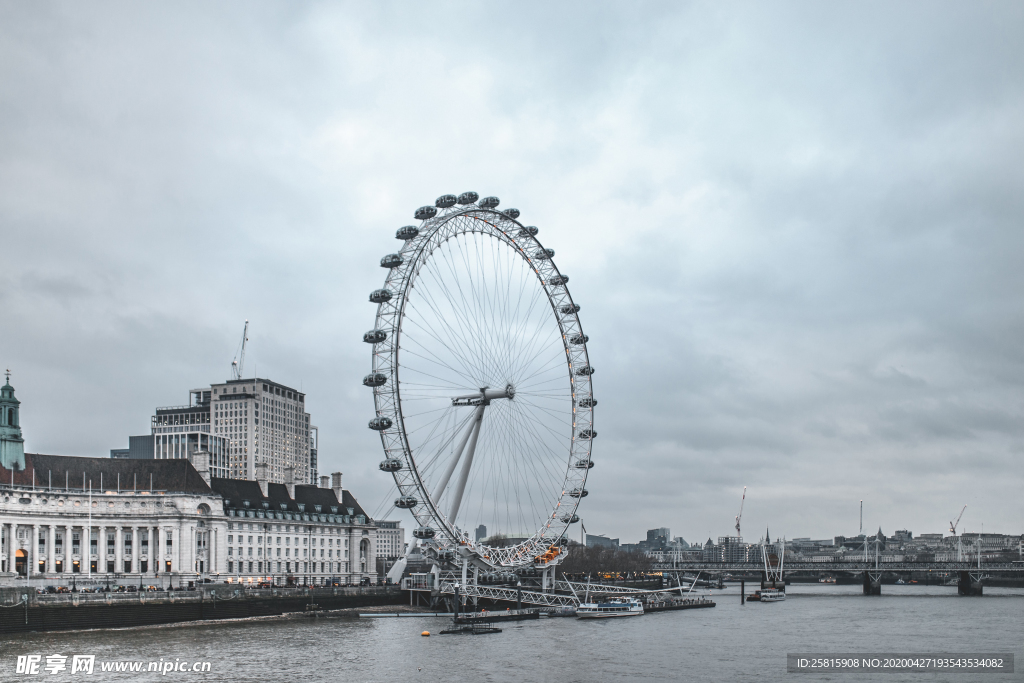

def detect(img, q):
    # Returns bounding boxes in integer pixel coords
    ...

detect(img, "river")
[2,583,1021,682]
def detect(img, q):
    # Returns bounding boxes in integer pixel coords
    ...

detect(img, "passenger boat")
[758,588,786,602]
[576,597,644,618]
[818,576,836,584]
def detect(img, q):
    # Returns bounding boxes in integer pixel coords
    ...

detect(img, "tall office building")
[208,378,315,484]
[146,378,315,485]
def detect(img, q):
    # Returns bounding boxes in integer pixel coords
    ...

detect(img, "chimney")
[255,462,269,497]
[320,475,329,489]
[331,471,343,502]
[193,451,211,486]
[284,466,295,499]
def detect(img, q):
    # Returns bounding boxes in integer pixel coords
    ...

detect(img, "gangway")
[438,581,579,608]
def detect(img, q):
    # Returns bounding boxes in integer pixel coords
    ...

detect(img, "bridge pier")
[862,571,882,595]
[957,571,983,596]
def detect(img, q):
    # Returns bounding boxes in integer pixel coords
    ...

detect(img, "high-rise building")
[150,393,230,479]
[148,377,315,484]
[475,524,487,542]
[208,378,315,484]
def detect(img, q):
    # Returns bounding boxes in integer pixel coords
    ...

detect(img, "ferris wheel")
[364,192,595,569]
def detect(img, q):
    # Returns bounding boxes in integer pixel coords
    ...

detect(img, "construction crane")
[734,486,747,539]
[950,504,967,562]
[231,320,249,380]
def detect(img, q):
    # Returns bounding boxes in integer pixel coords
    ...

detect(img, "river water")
[2,584,1021,682]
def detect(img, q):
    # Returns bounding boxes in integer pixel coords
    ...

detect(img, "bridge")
[652,561,1024,573]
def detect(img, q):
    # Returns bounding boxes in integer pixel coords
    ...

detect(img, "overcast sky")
[2,2,1022,545]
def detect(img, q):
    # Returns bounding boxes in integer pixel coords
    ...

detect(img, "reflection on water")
[2,584,1021,682]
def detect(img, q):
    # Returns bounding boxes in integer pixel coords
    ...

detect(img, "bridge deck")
[654,562,1023,573]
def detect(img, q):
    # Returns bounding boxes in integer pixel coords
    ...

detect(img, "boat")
[576,597,644,618]
[895,578,906,585]
[644,596,716,612]
[454,608,539,624]
[748,588,786,602]
[818,576,836,584]
[439,624,502,635]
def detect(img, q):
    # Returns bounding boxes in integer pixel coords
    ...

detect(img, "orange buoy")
[421,631,430,637]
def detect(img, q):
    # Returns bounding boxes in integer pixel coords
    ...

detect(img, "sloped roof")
[0,453,213,494]
[208,477,368,518]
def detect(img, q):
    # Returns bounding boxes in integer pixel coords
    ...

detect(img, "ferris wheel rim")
[367,198,594,569]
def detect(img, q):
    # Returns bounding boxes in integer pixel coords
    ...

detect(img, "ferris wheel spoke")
[508,400,568,485]
[417,252,493,374]
[443,239,493,381]
[403,301,482,383]
[409,273,487,383]
[427,244,489,383]
[461,236,507,384]
[400,344,473,384]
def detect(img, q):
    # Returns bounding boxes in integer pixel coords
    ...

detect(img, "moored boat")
[577,597,644,618]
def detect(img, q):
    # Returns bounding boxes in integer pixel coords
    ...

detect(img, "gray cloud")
[1,1,1022,546]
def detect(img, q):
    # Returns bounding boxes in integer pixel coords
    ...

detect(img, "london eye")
[364,192,595,569]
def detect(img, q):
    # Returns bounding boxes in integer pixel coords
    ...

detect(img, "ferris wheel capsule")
[415,205,437,220]
[369,289,393,304]
[379,458,403,472]
[478,196,500,209]
[363,373,387,387]
[413,527,436,539]
[435,194,457,208]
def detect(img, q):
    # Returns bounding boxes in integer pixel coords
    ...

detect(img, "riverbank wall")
[0,585,404,634]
